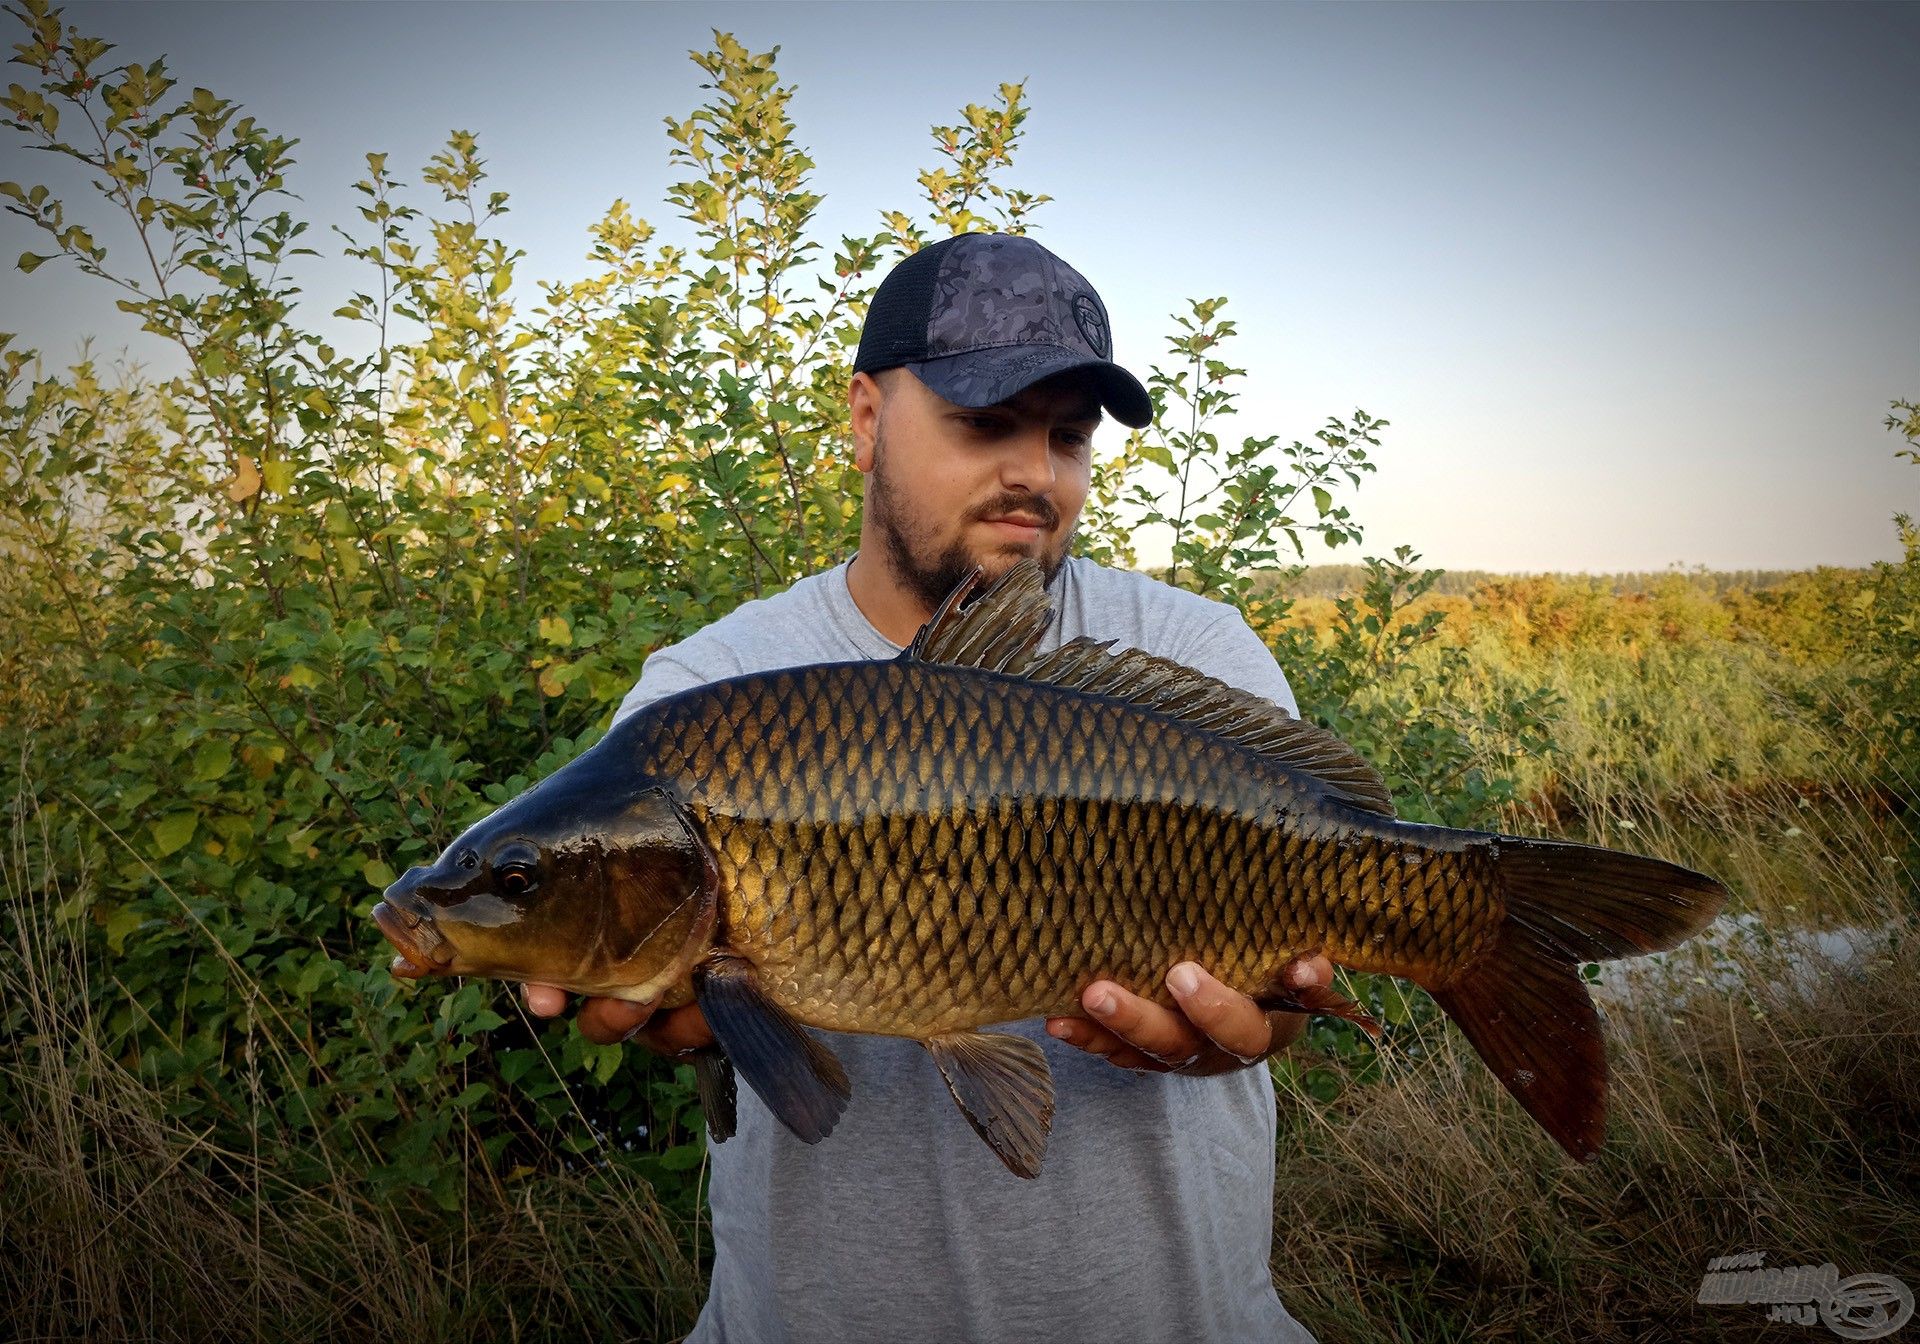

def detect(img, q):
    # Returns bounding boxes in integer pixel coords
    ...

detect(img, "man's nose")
[999,425,1057,494]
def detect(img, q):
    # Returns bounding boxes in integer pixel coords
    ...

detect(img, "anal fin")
[924,1030,1056,1179]
[695,958,850,1144]
[691,1048,737,1144]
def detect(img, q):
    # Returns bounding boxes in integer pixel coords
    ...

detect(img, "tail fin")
[1427,838,1727,1162]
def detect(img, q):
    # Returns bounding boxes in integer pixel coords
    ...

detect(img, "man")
[526,233,1330,1342]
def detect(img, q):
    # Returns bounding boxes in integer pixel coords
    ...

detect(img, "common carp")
[372,559,1726,1176]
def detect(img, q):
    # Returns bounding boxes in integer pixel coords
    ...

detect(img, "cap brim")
[905,345,1154,430]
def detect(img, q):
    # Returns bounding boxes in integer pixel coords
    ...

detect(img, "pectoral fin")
[924,1031,1055,1179]
[1254,979,1383,1040]
[691,1048,737,1144]
[694,957,850,1143]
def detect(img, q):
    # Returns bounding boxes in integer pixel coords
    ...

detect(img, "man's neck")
[843,549,935,647]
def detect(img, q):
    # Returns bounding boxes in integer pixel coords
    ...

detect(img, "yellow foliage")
[224,454,261,502]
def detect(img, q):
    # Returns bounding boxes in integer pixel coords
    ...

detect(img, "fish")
[372,558,1727,1176]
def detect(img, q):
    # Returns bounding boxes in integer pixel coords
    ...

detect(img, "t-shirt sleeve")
[1176,612,1301,718]
[609,644,737,728]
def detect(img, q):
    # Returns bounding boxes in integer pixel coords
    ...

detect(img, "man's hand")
[521,983,714,1056]
[1045,954,1334,1076]
[526,953,1333,1074]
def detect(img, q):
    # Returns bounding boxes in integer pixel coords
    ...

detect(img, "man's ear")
[848,371,882,473]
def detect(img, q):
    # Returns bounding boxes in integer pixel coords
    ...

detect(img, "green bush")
[0,0,1536,1257]
[1849,399,1920,849]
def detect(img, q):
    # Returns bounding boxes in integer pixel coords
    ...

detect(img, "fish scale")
[640,660,1470,1038]
[373,557,1728,1173]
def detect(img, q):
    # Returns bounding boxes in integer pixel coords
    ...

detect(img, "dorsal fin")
[904,559,1396,817]
[905,559,1053,672]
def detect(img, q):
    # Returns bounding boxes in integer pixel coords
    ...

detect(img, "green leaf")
[17,252,52,273]
[1312,486,1332,517]
[190,738,232,783]
[362,857,396,889]
[150,812,197,856]
[589,1042,623,1085]
[1380,977,1412,1026]
[660,1141,706,1171]
[103,905,146,955]
[293,957,337,995]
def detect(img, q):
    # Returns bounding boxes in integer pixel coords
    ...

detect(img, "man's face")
[856,368,1103,612]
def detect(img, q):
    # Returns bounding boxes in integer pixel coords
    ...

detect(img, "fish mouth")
[372,900,454,979]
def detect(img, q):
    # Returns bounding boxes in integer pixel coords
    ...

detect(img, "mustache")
[969,495,1060,530]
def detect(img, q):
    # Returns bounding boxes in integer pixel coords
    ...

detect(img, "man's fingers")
[1045,1016,1168,1072]
[522,983,569,1018]
[1289,953,1336,992]
[1165,962,1276,1063]
[1076,980,1207,1068]
[628,1003,716,1057]
[577,996,654,1045]
[520,984,710,1054]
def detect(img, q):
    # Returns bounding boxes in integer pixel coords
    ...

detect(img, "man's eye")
[963,415,1003,432]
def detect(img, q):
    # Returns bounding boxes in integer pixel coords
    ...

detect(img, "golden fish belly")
[644,662,1505,1038]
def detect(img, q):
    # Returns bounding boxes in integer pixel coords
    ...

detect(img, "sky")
[3,1,1916,573]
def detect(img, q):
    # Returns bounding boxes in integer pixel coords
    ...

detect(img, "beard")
[866,427,1076,613]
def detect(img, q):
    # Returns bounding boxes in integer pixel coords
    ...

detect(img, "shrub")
[1,0,1522,1242]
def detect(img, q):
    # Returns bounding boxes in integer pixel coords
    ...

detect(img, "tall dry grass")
[7,590,1915,1341]
[1264,628,1918,1343]
[0,781,703,1344]
[1268,892,1917,1342]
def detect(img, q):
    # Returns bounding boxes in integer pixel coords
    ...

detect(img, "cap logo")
[1071,293,1110,358]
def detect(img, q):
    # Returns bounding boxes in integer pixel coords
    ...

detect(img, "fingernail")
[1168,964,1200,997]
[1087,989,1115,1017]
[1048,1020,1074,1040]
[1289,960,1319,986]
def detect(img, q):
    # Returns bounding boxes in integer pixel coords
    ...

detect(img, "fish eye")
[491,841,541,898]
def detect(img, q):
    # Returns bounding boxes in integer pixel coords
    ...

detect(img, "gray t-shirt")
[612,555,1317,1344]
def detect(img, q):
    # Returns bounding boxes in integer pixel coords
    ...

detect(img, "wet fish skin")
[628,658,1501,1039]
[372,559,1727,1175]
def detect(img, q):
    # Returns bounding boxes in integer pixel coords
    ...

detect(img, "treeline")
[1274,566,1873,666]
[1266,563,1851,600]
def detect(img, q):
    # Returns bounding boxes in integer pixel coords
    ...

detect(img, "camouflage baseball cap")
[853,233,1153,429]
